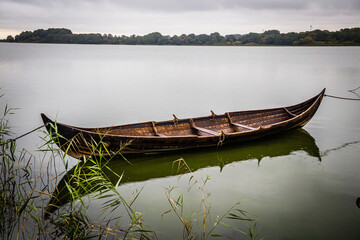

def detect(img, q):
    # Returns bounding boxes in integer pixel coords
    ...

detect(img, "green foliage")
[294,36,316,46]
[0,101,154,239]
[4,27,360,46]
[6,35,15,42]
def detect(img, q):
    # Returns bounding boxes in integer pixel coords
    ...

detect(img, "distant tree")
[157,35,171,45]
[6,35,15,42]
[240,32,261,44]
[196,34,210,45]
[226,35,236,43]
[280,32,300,45]
[334,28,360,43]
[172,35,181,45]
[310,29,331,42]
[128,34,139,45]
[7,27,360,46]
[294,36,315,45]
[188,33,196,40]
[262,30,280,36]
[188,34,200,45]
[209,32,224,45]
[141,32,163,44]
[261,30,281,45]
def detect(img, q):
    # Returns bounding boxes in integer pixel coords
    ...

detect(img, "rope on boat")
[324,94,360,101]
[217,131,226,147]
[0,123,47,147]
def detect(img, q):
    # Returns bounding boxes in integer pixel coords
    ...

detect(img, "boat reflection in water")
[46,128,320,215]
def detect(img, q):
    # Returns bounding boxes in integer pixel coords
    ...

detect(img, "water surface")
[0,43,359,239]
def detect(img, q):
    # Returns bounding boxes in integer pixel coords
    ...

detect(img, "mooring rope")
[349,86,360,92]
[321,140,360,157]
[0,123,47,147]
[324,94,360,101]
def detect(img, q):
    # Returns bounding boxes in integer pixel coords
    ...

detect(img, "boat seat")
[226,112,255,131]
[151,121,167,137]
[192,126,219,135]
[189,118,219,136]
[284,107,297,117]
[230,122,255,130]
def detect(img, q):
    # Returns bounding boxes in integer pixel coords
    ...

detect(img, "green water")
[48,129,319,206]
[1,43,359,239]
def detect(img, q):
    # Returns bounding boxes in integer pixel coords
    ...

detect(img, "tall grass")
[163,158,262,240]
[1,105,154,239]
[0,102,262,239]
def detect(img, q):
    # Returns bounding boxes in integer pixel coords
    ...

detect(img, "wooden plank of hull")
[41,88,325,158]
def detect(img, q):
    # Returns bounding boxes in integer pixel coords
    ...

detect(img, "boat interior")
[86,95,317,137]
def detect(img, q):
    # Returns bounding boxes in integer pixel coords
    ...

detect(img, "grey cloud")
[87,0,360,12]
[2,0,360,12]
[0,0,359,38]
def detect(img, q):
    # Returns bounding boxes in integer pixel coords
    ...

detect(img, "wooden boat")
[41,88,325,158]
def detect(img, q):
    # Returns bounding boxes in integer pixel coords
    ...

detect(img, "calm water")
[1,43,360,239]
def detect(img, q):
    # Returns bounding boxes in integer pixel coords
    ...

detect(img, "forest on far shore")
[2,27,360,46]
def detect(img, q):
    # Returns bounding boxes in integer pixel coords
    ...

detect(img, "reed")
[0,100,262,239]
[0,103,155,239]
[38,120,156,239]
[162,158,263,240]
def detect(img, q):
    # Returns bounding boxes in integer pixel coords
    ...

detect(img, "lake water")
[1,43,360,239]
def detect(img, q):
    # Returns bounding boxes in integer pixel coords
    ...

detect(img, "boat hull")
[41,89,325,157]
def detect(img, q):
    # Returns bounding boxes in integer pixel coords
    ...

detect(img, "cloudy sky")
[0,0,359,38]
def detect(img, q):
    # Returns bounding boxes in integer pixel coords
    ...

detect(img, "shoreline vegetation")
[1,27,360,46]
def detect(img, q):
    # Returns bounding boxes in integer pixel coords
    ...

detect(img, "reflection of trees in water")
[356,198,360,208]
[321,140,360,157]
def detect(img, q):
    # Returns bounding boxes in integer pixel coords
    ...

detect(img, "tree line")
[2,27,360,46]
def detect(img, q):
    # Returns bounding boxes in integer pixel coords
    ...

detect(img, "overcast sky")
[0,0,359,39]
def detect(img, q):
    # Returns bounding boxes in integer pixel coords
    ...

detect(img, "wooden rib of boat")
[41,88,325,158]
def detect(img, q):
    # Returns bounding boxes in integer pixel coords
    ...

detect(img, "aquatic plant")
[162,158,262,240]
[0,102,154,239]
